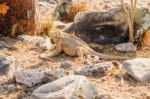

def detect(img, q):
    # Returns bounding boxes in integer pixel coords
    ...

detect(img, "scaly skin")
[48,31,128,60]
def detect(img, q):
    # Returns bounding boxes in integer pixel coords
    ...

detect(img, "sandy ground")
[0,0,150,99]
[0,36,150,99]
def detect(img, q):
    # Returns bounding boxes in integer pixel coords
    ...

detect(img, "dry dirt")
[0,36,150,99]
[0,0,150,99]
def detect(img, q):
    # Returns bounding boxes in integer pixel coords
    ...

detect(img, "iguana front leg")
[76,47,90,62]
[49,42,62,57]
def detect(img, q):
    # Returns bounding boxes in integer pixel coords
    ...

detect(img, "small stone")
[75,62,114,77]
[0,84,15,96]
[15,69,45,87]
[60,61,75,69]
[123,58,150,82]
[95,94,112,99]
[0,56,20,77]
[32,75,98,99]
[93,56,99,63]
[0,76,7,86]
[115,42,137,52]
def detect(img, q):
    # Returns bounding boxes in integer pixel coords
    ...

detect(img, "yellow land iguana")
[48,31,128,60]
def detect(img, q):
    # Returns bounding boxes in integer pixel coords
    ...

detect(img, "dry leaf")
[0,3,9,16]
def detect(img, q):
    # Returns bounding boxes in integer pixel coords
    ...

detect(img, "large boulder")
[123,58,150,82]
[32,75,98,99]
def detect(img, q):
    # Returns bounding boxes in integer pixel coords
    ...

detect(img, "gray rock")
[123,58,150,82]
[60,61,75,69]
[15,68,65,87]
[0,84,15,96]
[115,42,137,52]
[44,68,65,82]
[32,75,98,99]
[0,76,6,86]
[38,36,53,50]
[135,8,150,37]
[15,69,45,87]
[17,35,44,43]
[75,62,114,77]
[0,56,20,77]
[0,43,6,49]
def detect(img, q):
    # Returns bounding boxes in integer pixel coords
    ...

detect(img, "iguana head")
[49,31,62,44]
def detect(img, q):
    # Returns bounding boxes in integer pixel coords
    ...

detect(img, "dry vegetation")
[67,1,91,22]
[140,29,150,49]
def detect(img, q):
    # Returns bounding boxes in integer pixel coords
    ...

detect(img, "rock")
[32,75,98,99]
[136,8,150,37]
[0,76,7,86]
[44,68,65,82]
[60,61,75,69]
[75,62,114,77]
[115,42,137,52]
[15,69,45,87]
[0,84,15,96]
[0,43,6,49]
[38,36,53,50]
[0,56,20,77]
[17,35,44,43]
[123,58,150,82]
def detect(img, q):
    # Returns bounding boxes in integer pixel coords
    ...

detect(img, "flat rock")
[32,75,98,99]
[123,58,150,82]
[0,56,20,77]
[17,35,44,43]
[15,69,45,87]
[74,62,114,77]
[115,42,137,52]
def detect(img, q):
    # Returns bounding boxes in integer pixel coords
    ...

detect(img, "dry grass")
[40,19,54,35]
[140,29,150,49]
[66,2,91,22]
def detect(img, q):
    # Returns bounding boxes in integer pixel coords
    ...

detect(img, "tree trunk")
[0,0,40,37]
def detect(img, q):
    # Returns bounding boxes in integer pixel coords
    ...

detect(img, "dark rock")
[60,61,75,69]
[75,62,114,77]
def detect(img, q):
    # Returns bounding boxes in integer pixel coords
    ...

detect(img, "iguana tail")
[90,50,128,60]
